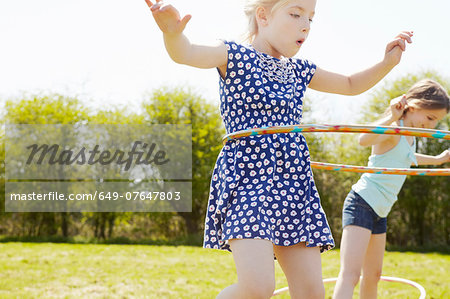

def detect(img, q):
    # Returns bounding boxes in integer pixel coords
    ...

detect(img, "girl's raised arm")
[309,31,413,95]
[358,96,407,147]
[146,0,228,69]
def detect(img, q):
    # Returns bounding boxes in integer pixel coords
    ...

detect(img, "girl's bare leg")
[274,242,325,299]
[360,233,386,299]
[333,225,372,299]
[216,238,275,299]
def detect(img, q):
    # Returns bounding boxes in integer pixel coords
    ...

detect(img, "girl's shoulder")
[372,135,402,155]
[290,57,316,72]
[288,57,317,85]
[221,40,255,56]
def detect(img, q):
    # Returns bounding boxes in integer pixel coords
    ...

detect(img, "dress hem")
[204,236,334,254]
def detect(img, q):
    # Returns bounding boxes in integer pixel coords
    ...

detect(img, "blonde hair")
[405,79,450,113]
[244,0,292,42]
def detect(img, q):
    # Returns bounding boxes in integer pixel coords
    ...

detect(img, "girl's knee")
[362,270,382,284]
[289,279,325,299]
[340,270,361,287]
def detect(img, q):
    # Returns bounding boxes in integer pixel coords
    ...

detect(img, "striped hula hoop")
[222,124,450,176]
[223,124,450,143]
[272,276,426,298]
[310,162,450,176]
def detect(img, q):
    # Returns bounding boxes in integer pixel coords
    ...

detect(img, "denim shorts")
[342,190,387,234]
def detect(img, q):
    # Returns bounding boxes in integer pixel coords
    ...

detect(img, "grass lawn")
[0,243,448,298]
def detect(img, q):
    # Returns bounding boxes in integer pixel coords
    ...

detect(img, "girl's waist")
[224,122,303,134]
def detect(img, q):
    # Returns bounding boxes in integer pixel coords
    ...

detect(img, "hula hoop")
[311,161,450,176]
[222,124,450,144]
[222,124,450,176]
[272,276,426,298]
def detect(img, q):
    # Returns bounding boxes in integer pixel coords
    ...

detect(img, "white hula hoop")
[272,276,426,298]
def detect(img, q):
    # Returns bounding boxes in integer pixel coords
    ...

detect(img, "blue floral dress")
[203,41,334,253]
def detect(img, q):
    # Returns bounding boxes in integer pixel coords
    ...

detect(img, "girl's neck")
[251,37,281,59]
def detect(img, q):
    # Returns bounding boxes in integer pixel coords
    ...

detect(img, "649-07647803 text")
[100,191,181,201]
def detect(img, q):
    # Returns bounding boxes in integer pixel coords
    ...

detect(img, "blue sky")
[2,0,450,122]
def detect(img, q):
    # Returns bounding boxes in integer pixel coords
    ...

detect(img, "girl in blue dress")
[145,0,413,297]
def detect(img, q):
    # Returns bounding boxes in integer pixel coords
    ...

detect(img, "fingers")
[385,38,406,55]
[400,95,408,109]
[393,95,407,110]
[398,101,407,111]
[390,95,408,121]
[386,31,413,54]
[145,1,190,34]
[394,38,406,51]
[144,0,153,8]
[180,14,192,31]
[396,31,414,44]
[145,0,164,11]
[150,1,164,12]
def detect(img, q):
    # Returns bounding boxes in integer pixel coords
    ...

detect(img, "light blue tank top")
[352,120,418,217]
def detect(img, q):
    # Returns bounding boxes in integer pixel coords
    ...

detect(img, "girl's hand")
[145,0,191,35]
[436,149,450,165]
[389,95,408,122]
[383,31,413,67]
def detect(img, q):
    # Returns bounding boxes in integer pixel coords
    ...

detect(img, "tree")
[142,87,225,235]
[3,93,90,237]
[86,108,146,239]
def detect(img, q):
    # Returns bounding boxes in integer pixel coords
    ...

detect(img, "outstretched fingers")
[145,0,163,11]
[180,14,192,31]
[144,0,191,34]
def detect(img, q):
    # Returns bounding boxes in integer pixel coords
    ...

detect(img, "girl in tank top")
[333,79,450,299]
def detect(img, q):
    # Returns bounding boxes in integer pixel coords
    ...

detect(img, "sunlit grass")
[0,243,448,298]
